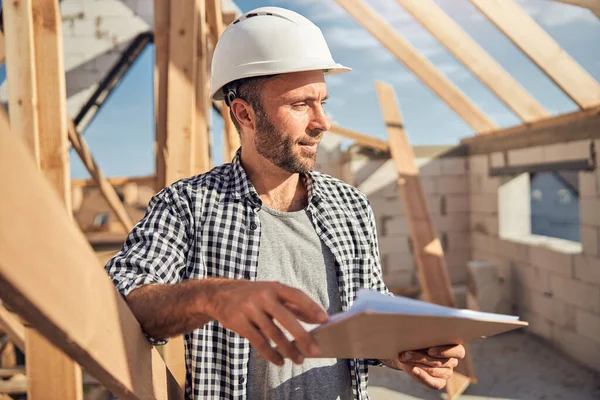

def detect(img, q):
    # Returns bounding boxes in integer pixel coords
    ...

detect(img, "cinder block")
[468,155,487,175]
[579,170,598,198]
[508,146,543,166]
[544,141,589,162]
[378,235,411,255]
[580,197,600,227]
[438,176,468,195]
[482,176,501,194]
[382,251,415,273]
[574,254,600,286]
[581,225,600,257]
[433,213,469,232]
[418,159,442,177]
[447,232,470,251]
[551,274,600,314]
[485,215,499,235]
[469,174,483,194]
[520,309,552,341]
[384,216,409,235]
[425,194,443,214]
[471,231,491,253]
[490,152,504,168]
[529,245,574,277]
[499,240,530,263]
[470,212,487,233]
[528,292,576,331]
[470,193,498,214]
[553,325,600,372]
[512,263,551,294]
[420,176,438,195]
[576,309,600,344]
[369,197,404,218]
[383,270,415,289]
[446,194,469,213]
[440,157,467,175]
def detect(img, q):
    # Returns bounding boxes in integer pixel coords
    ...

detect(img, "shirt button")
[239,377,246,384]
[250,222,257,231]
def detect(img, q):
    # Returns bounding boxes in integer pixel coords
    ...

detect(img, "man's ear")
[230,99,255,131]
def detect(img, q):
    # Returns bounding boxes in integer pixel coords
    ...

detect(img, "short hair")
[225,75,275,135]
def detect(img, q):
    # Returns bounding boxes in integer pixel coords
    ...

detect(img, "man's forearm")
[126,278,228,340]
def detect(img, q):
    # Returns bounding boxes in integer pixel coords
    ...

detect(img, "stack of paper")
[305,289,528,359]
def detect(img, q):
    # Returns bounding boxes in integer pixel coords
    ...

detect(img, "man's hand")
[386,344,466,390]
[205,280,328,367]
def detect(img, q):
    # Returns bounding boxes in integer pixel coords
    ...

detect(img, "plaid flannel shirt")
[105,151,390,399]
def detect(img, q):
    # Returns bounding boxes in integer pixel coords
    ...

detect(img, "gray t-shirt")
[246,205,353,400]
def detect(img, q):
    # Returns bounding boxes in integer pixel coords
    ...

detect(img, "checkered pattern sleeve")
[105,187,191,303]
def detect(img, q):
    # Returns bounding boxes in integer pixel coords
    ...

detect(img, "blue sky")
[1,1,599,179]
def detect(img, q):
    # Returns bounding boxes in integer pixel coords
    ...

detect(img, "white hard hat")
[209,6,351,101]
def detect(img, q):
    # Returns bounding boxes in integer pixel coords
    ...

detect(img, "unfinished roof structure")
[0,0,599,399]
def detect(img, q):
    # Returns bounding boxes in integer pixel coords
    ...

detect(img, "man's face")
[251,71,330,174]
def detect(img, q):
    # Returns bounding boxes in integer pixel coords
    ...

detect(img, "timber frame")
[0,0,598,398]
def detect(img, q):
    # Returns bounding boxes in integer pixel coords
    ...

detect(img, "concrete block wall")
[468,139,600,373]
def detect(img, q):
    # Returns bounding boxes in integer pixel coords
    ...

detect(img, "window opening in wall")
[530,171,580,242]
[93,212,109,227]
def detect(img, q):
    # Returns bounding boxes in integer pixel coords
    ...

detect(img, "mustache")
[298,129,323,143]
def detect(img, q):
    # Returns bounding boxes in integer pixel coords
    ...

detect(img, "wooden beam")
[336,0,497,133]
[194,0,212,174]
[394,0,548,123]
[67,120,134,232]
[374,81,476,398]
[0,368,25,378]
[71,175,156,189]
[469,0,600,109]
[328,124,390,152]
[205,0,224,48]
[161,0,198,187]
[0,305,25,352]
[0,31,5,64]
[222,108,239,162]
[552,0,600,13]
[30,1,82,398]
[222,11,237,25]
[0,112,183,400]
[3,0,40,163]
[461,105,600,155]
[154,0,170,192]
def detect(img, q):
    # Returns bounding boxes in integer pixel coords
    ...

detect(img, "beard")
[253,109,322,174]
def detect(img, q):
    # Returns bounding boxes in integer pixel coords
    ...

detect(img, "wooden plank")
[72,175,156,189]
[328,124,390,152]
[194,0,212,174]
[0,112,183,400]
[222,108,239,162]
[162,0,198,186]
[160,336,186,388]
[0,305,25,352]
[469,0,600,109]
[33,0,71,212]
[552,0,600,12]
[462,105,600,155]
[205,0,224,48]
[67,120,134,231]
[394,0,548,123]
[154,0,170,192]
[0,368,25,378]
[0,31,5,64]
[374,81,476,397]
[336,0,497,133]
[3,0,40,164]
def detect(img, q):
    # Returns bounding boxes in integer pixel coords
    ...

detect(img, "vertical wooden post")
[31,1,83,398]
[374,81,476,399]
[0,31,5,64]
[153,0,199,386]
[206,0,239,163]
[3,0,40,164]
[194,0,212,174]
[154,0,170,192]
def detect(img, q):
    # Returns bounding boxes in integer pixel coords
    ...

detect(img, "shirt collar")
[226,149,325,205]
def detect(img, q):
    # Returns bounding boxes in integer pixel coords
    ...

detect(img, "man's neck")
[240,149,308,212]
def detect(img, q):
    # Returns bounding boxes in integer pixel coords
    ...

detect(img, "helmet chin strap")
[224,87,238,107]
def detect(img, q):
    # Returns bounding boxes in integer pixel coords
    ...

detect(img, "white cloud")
[437,63,471,81]
[515,0,597,27]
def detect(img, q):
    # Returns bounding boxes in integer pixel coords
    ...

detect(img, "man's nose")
[309,104,331,133]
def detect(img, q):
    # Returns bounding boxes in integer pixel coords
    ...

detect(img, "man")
[105,6,465,399]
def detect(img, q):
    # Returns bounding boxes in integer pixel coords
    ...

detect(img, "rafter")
[394,0,549,123]
[552,0,600,13]
[469,0,600,109]
[328,124,390,152]
[336,0,497,134]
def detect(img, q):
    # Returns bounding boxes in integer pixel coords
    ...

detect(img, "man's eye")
[292,103,308,109]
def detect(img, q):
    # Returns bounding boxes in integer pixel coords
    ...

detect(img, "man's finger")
[275,284,328,324]
[400,351,458,368]
[412,363,454,380]
[252,310,304,364]
[267,301,320,357]
[242,324,284,366]
[410,366,447,391]
[427,344,465,359]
